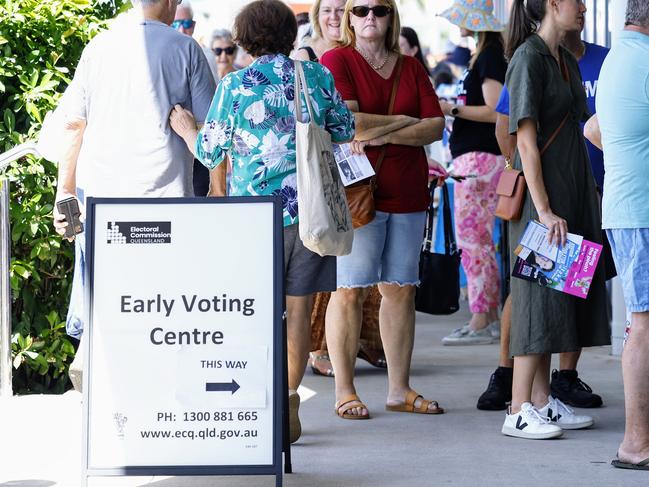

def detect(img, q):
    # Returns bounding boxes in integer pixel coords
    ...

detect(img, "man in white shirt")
[172,0,218,196]
[53,0,215,389]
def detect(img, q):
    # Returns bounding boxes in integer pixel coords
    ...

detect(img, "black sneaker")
[550,369,603,408]
[477,366,513,411]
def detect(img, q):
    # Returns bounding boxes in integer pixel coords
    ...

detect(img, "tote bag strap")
[441,183,457,256]
[422,182,457,256]
[294,60,316,125]
[423,183,436,252]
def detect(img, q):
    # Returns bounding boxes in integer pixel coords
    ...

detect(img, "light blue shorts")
[336,210,426,288]
[606,228,649,313]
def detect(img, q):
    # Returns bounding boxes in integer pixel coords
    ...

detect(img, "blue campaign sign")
[82,197,285,486]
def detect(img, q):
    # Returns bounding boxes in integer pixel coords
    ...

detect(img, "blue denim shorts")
[336,210,426,288]
[606,228,649,312]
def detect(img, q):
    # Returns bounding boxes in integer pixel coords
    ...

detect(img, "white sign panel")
[84,199,281,473]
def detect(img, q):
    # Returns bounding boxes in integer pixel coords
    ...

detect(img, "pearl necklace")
[355,46,390,71]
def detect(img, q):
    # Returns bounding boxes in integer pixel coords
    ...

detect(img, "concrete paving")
[0,307,645,487]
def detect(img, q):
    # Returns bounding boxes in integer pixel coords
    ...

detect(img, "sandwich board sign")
[82,197,284,486]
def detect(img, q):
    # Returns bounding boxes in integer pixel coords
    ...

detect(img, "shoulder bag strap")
[540,52,571,156]
[300,46,318,62]
[371,54,404,186]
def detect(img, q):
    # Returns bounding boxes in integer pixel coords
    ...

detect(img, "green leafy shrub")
[0,0,127,393]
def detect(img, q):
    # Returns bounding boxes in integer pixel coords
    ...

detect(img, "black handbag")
[415,182,462,315]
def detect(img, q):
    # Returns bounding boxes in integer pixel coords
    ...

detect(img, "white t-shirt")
[59,15,216,199]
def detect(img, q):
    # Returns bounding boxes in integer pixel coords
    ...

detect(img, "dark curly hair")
[233,0,297,57]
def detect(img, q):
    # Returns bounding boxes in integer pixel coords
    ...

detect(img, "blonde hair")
[310,0,324,39]
[338,0,401,52]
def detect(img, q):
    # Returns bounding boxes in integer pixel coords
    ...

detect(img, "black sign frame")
[82,196,285,487]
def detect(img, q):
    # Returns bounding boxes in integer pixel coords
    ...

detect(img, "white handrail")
[0,142,40,173]
[0,142,42,398]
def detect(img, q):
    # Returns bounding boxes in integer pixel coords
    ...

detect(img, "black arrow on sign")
[206,379,240,394]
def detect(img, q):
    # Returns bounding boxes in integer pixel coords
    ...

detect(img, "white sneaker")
[441,323,495,346]
[501,402,563,439]
[487,320,501,339]
[538,395,594,430]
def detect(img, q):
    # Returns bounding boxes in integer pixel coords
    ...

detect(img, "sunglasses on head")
[171,19,195,30]
[213,46,236,56]
[351,5,393,18]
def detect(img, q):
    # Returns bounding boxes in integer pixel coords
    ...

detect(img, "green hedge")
[0,0,127,393]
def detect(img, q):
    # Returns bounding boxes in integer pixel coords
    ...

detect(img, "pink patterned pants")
[453,151,504,314]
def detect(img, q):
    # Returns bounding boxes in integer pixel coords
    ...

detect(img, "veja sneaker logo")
[547,408,562,422]
[515,416,528,430]
[107,221,172,244]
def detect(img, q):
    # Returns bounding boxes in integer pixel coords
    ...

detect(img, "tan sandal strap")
[335,394,361,410]
[404,391,422,408]
[416,399,432,413]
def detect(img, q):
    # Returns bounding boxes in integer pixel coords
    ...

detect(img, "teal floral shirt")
[195,54,355,226]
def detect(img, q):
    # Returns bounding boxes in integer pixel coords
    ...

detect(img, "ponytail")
[506,0,546,61]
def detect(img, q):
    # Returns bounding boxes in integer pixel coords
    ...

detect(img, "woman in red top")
[321,0,446,419]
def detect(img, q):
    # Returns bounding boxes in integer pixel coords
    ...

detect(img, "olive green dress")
[506,34,610,356]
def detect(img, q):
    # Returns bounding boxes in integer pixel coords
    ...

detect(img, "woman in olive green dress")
[501,0,609,440]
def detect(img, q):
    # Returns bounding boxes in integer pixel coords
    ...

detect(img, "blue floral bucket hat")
[438,0,504,32]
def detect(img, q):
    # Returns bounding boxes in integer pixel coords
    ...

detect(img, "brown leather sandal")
[385,390,445,415]
[335,394,371,420]
[357,347,387,368]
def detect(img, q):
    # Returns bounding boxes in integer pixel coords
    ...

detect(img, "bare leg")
[531,353,552,408]
[499,295,514,368]
[511,353,542,413]
[559,349,581,370]
[469,312,489,330]
[380,283,439,411]
[618,311,649,464]
[286,294,314,391]
[469,306,500,330]
[326,287,369,416]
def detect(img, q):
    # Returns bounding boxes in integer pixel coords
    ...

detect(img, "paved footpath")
[0,308,645,487]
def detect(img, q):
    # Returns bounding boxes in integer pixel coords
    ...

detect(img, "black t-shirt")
[449,42,507,158]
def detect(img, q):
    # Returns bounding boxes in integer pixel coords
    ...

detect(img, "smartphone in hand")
[56,197,83,238]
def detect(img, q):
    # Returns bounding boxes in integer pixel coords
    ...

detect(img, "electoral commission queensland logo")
[107,221,171,244]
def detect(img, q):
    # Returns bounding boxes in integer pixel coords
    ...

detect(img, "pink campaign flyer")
[563,240,603,299]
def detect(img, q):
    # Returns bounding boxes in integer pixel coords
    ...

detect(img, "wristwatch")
[450,106,460,116]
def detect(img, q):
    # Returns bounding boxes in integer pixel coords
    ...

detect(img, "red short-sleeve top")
[321,47,443,213]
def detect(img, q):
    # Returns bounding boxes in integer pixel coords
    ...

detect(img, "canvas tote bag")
[294,60,353,256]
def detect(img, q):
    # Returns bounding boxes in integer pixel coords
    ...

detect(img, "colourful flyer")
[512,222,602,299]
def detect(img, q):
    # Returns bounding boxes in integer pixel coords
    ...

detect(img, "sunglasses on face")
[171,19,195,30]
[213,46,236,56]
[351,5,393,18]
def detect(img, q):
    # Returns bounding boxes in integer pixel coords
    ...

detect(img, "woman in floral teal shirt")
[169,0,354,445]
[194,53,353,224]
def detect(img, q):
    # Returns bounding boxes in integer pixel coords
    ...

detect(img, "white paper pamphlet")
[333,143,375,186]
[519,220,583,261]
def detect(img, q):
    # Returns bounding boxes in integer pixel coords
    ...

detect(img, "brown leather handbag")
[345,55,403,229]
[494,160,526,221]
[494,113,569,221]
